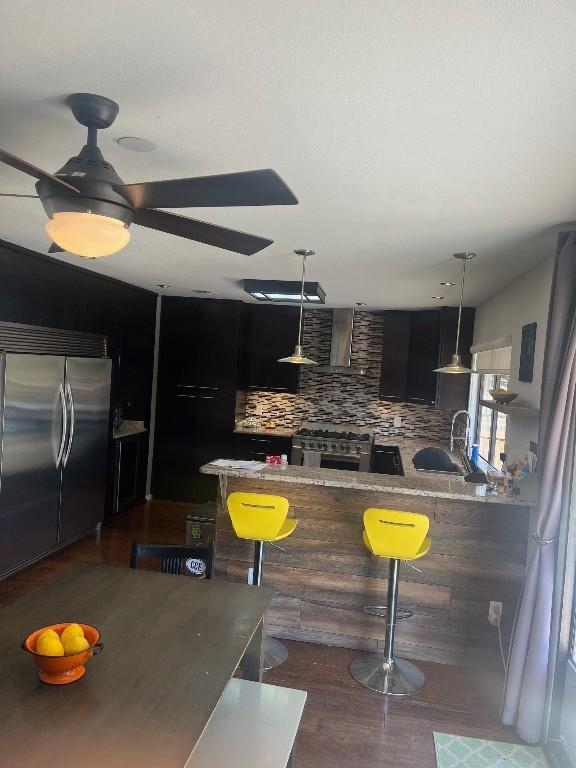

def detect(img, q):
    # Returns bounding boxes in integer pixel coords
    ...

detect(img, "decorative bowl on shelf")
[21,623,103,685]
[489,389,518,405]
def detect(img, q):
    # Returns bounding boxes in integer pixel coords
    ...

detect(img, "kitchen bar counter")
[201,454,534,506]
[234,425,296,438]
[202,460,532,666]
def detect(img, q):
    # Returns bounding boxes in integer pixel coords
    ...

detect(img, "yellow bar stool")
[227,491,297,670]
[349,508,431,696]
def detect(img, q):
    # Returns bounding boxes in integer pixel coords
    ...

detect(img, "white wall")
[472,256,554,462]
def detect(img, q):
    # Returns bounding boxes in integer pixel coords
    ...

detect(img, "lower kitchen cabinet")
[112,432,149,515]
[372,445,404,475]
[233,433,292,462]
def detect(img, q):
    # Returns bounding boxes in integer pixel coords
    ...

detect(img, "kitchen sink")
[412,447,464,476]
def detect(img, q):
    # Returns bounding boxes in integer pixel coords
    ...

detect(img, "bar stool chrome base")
[349,654,425,696]
[264,637,289,671]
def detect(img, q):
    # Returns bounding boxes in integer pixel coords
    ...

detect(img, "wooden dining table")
[0,562,274,768]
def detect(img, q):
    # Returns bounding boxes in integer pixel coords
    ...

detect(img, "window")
[475,373,509,466]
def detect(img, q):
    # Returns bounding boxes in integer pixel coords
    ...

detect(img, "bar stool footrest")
[349,654,425,696]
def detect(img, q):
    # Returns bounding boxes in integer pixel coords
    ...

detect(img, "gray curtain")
[501,231,576,742]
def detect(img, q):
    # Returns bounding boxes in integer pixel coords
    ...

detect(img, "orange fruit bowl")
[21,623,103,685]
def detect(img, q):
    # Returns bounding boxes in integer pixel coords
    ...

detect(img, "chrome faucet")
[450,410,470,454]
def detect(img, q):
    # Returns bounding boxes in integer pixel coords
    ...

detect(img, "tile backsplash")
[243,310,456,443]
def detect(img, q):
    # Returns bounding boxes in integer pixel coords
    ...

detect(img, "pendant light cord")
[297,251,307,347]
[455,256,467,355]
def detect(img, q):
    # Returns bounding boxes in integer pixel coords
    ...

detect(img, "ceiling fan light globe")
[45,211,130,258]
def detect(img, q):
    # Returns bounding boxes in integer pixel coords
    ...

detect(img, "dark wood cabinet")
[405,310,441,406]
[112,433,149,516]
[379,312,411,401]
[152,297,244,502]
[233,432,292,462]
[372,445,404,475]
[379,307,475,410]
[241,304,300,393]
[436,307,475,411]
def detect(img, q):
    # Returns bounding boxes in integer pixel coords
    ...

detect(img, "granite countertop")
[113,420,148,439]
[200,455,535,506]
[234,425,296,438]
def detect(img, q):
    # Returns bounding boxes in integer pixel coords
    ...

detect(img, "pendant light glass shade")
[434,252,476,375]
[45,211,130,258]
[278,249,318,366]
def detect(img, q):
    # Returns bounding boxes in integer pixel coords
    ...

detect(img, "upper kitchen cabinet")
[379,307,475,410]
[241,304,300,393]
[379,311,411,401]
[436,306,475,411]
[158,297,245,391]
[405,310,441,406]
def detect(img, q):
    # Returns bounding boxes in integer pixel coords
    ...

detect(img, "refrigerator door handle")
[55,382,68,468]
[62,381,75,468]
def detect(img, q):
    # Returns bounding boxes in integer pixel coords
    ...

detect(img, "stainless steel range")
[291,422,374,472]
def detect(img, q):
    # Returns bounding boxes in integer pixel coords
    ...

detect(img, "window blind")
[470,336,512,374]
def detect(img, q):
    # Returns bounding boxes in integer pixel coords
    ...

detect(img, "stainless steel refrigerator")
[0,353,112,577]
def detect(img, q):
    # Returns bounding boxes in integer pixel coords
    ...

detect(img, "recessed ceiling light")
[440,281,456,286]
[192,289,213,295]
[157,283,171,289]
[117,136,157,152]
[432,296,444,300]
[355,302,367,306]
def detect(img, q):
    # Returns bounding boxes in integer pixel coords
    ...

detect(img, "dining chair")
[129,542,214,578]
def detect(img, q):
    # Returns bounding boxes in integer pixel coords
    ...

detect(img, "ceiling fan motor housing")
[36,144,135,226]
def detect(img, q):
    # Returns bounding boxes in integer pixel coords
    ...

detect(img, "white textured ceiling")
[1,1,575,308]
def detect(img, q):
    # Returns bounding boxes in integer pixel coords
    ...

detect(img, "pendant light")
[278,249,318,365]
[434,252,476,374]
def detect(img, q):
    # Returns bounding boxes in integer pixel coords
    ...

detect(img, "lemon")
[60,623,84,645]
[36,635,65,656]
[63,635,90,655]
[37,628,59,644]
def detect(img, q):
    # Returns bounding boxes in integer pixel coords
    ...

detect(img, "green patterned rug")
[434,732,548,767]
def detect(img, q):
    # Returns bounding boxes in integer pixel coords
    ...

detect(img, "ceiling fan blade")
[0,193,39,198]
[0,149,80,193]
[133,208,273,255]
[117,169,298,209]
[48,243,65,254]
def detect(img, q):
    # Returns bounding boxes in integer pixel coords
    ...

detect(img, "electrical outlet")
[488,600,503,627]
[255,402,263,416]
[393,416,402,428]
[247,567,254,585]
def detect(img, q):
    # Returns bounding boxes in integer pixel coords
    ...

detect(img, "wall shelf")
[480,399,539,416]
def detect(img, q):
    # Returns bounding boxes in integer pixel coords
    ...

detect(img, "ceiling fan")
[0,93,298,258]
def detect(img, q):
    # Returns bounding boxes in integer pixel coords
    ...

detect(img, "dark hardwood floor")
[0,501,518,768]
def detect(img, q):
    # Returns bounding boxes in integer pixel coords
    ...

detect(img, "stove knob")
[331,442,338,450]
[339,443,346,451]
[356,445,362,454]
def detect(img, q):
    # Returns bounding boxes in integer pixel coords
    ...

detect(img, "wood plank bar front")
[213,475,530,666]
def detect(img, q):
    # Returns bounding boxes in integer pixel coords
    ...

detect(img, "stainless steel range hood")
[314,308,366,374]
